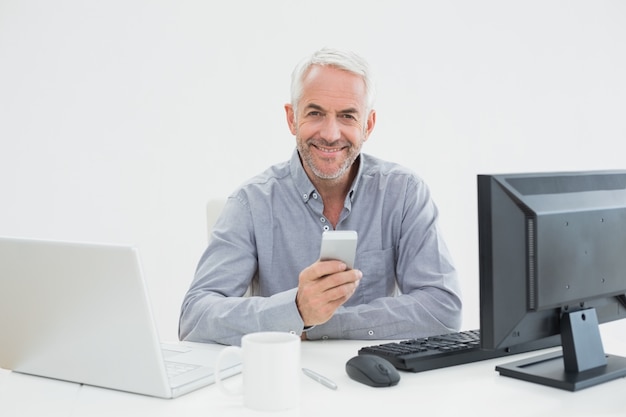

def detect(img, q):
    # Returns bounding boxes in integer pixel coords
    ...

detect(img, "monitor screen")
[478,170,626,391]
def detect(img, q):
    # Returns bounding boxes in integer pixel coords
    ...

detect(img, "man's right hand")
[295,260,362,327]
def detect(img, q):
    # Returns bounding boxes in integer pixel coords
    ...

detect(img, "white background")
[1,0,625,341]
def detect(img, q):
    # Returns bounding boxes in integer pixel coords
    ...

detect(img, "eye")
[307,111,323,117]
[339,113,357,121]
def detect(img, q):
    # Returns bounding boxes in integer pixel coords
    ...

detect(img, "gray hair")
[289,48,376,114]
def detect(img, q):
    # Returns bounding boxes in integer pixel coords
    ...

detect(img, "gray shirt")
[179,149,462,345]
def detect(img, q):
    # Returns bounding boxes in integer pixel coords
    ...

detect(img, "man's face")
[285,65,376,183]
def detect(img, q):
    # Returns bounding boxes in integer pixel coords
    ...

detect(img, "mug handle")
[215,346,244,396]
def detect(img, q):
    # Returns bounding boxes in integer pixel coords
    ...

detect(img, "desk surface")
[2,322,626,417]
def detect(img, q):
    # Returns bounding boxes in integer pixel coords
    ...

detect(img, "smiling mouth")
[311,142,349,155]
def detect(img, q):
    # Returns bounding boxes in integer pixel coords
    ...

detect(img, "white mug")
[215,331,301,412]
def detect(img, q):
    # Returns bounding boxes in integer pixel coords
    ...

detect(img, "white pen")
[302,368,338,390]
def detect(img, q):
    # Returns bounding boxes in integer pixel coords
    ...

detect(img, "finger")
[323,274,361,302]
[303,260,348,282]
[318,269,362,292]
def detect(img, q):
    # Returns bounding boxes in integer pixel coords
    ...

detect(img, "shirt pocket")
[351,247,397,305]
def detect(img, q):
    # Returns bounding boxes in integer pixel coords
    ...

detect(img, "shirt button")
[302,193,308,200]
[320,217,326,223]
[322,335,329,340]
[312,193,318,199]
[368,330,374,336]
[323,225,330,231]
[289,330,296,335]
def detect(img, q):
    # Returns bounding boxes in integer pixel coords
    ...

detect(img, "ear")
[363,109,376,141]
[284,104,297,135]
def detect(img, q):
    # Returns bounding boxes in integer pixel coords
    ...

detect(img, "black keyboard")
[358,329,561,373]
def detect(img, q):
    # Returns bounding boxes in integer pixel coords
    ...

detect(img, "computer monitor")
[478,170,626,391]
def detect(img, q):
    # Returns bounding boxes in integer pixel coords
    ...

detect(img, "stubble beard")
[297,138,361,181]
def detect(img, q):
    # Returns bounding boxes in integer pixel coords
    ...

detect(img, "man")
[179,48,462,346]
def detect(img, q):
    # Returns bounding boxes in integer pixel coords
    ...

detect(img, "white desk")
[2,322,626,417]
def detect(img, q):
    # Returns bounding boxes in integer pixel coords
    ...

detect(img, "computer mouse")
[345,354,400,387]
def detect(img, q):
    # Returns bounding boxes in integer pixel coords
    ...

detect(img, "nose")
[319,116,341,142]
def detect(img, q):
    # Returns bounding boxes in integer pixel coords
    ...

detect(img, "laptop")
[0,236,241,399]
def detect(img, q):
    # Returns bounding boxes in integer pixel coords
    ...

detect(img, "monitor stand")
[495,308,626,391]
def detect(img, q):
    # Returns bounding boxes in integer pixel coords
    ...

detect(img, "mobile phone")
[319,230,358,269]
